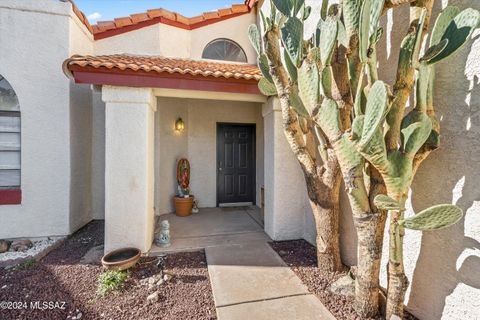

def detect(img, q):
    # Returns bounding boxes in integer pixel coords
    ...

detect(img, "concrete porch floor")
[149,206,270,254]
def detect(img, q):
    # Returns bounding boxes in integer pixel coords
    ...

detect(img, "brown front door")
[216,123,256,205]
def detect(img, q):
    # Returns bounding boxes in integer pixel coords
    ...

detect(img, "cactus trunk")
[333,137,382,317]
[309,190,343,272]
[253,0,477,317]
[386,194,409,319]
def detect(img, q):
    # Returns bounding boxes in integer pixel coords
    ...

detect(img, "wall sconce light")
[175,117,185,132]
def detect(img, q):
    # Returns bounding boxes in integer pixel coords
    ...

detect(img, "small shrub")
[96,270,129,297]
[7,259,36,272]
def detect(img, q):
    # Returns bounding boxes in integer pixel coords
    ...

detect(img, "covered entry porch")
[64,54,311,253]
[150,206,268,253]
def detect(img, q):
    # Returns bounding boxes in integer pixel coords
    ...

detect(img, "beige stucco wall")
[93,11,257,63]
[190,12,258,64]
[103,86,156,253]
[260,1,480,319]
[94,24,162,56]
[91,89,106,220]
[68,8,95,231]
[0,0,94,237]
[156,97,264,214]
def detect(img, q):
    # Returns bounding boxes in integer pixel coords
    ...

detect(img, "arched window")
[0,75,21,190]
[202,38,247,63]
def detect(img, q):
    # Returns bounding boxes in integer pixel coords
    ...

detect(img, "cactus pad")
[283,48,298,82]
[281,17,304,66]
[351,115,365,141]
[248,24,261,55]
[420,39,449,63]
[337,20,348,48]
[400,111,432,156]
[430,6,461,47]
[399,204,463,231]
[374,194,402,211]
[320,16,338,66]
[359,0,371,62]
[271,0,292,17]
[258,77,277,96]
[258,54,273,82]
[290,91,310,117]
[359,81,388,147]
[368,0,385,45]
[428,8,480,65]
[298,59,320,111]
[317,98,342,138]
[343,0,362,38]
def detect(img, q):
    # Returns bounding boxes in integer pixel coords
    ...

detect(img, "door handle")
[218,161,223,171]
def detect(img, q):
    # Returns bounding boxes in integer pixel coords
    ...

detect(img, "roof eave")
[68,66,261,95]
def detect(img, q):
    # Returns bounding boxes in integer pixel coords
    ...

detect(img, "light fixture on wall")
[175,118,185,132]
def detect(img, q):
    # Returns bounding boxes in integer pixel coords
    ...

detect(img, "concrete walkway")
[150,207,269,254]
[206,241,335,320]
[150,207,335,319]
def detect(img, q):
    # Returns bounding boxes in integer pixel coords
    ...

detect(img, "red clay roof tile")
[69,1,258,39]
[203,11,220,20]
[114,17,133,28]
[189,15,205,25]
[130,13,150,24]
[218,8,233,16]
[231,4,249,13]
[175,13,190,25]
[64,54,261,81]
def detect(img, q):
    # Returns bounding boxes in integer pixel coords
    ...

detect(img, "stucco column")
[262,98,306,240]
[102,86,157,253]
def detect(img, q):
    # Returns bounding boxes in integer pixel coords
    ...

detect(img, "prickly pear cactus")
[249,1,479,319]
[176,158,190,196]
[399,204,463,231]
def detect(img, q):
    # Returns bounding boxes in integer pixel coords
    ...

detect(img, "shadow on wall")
[377,0,480,318]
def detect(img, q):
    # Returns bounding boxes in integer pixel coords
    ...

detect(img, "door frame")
[216,122,256,206]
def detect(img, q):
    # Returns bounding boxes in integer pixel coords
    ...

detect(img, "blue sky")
[75,0,241,23]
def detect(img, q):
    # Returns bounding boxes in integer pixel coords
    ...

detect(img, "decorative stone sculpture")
[156,220,170,247]
[192,200,199,213]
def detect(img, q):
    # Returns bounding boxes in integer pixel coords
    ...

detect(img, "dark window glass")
[202,39,247,63]
[0,75,21,189]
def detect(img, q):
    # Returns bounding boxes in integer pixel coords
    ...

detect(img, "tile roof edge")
[62,54,262,82]
[68,0,259,40]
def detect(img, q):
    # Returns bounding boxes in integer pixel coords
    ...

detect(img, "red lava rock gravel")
[0,221,216,320]
[270,240,418,320]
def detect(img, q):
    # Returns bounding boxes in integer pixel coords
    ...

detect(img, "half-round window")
[0,75,21,190]
[202,38,247,63]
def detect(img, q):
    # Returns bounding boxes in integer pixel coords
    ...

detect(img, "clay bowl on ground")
[101,247,141,271]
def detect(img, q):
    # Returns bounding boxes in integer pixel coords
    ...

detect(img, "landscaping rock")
[0,240,10,253]
[329,274,355,298]
[147,291,159,304]
[156,279,164,286]
[79,245,104,265]
[10,239,33,252]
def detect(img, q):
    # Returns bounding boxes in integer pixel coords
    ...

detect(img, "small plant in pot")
[174,158,194,217]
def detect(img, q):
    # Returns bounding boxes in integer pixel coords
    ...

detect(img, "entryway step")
[148,231,270,255]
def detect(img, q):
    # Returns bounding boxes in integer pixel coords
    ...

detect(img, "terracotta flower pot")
[101,247,141,271]
[174,196,194,217]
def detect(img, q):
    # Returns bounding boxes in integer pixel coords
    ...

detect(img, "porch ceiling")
[63,54,261,95]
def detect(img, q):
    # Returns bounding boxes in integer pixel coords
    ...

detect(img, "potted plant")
[174,158,194,217]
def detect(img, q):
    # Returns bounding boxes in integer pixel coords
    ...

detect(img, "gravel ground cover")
[0,221,216,320]
[270,240,417,320]
[0,237,65,267]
